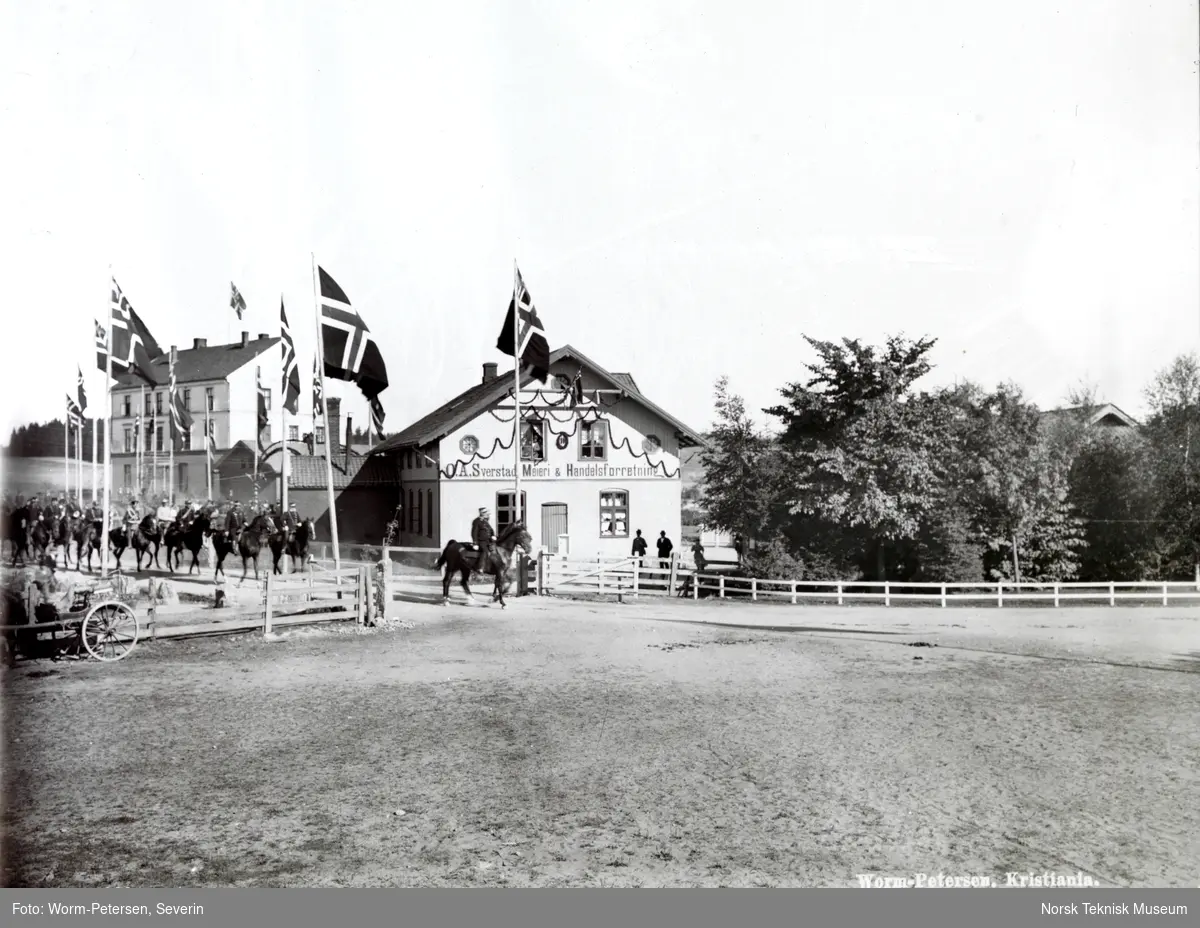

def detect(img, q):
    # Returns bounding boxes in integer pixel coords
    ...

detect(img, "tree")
[699,377,783,544]
[765,335,946,580]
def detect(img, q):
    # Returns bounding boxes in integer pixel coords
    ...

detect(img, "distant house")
[1040,403,1140,433]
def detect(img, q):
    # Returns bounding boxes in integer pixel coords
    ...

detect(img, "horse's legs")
[459,567,476,602]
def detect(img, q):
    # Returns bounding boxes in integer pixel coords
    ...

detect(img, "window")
[183,388,191,411]
[124,428,133,453]
[407,489,415,532]
[121,396,131,417]
[425,489,433,538]
[145,425,154,452]
[496,490,527,534]
[180,427,191,451]
[599,490,629,537]
[176,463,188,492]
[123,464,131,488]
[145,394,152,414]
[263,388,272,408]
[155,426,164,452]
[155,393,164,414]
[315,426,325,443]
[205,387,215,411]
[519,418,545,462]
[288,425,299,441]
[579,420,608,460]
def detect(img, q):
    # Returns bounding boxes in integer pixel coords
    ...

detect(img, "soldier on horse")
[470,506,496,578]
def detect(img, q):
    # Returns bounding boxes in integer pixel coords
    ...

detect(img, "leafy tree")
[765,335,946,580]
[699,377,784,544]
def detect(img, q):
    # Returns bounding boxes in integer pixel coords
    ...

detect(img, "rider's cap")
[479,507,489,515]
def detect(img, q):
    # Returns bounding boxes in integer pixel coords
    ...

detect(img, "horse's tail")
[434,540,456,570]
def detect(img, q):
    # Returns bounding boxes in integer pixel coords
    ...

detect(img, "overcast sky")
[3,0,1197,443]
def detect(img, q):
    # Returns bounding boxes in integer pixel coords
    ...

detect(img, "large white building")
[109,330,295,500]
[372,345,708,557]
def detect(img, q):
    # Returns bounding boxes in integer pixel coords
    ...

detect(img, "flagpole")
[102,271,113,576]
[205,405,213,501]
[311,254,341,570]
[512,260,522,528]
[137,384,144,501]
[76,424,82,507]
[91,415,97,504]
[64,414,69,500]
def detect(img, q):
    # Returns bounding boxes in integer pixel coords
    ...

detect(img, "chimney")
[344,414,353,471]
[240,331,249,347]
[193,338,207,349]
[326,397,341,457]
[482,362,498,383]
[258,332,269,341]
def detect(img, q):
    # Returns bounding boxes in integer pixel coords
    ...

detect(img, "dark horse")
[168,511,213,575]
[75,519,103,572]
[237,513,276,581]
[7,505,30,567]
[268,518,316,575]
[434,521,533,609]
[28,517,51,564]
[109,515,162,571]
[50,513,75,570]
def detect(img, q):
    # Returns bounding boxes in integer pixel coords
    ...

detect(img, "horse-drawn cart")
[1,580,141,665]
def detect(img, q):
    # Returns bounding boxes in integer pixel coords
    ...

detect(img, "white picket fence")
[536,552,1200,607]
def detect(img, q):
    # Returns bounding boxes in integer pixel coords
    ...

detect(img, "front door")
[541,502,568,554]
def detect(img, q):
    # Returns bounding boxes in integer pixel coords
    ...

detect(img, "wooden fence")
[537,552,1200,607]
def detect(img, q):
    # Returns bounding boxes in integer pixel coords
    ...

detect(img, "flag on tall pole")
[168,350,193,452]
[496,266,551,382]
[65,393,83,427]
[95,319,108,373]
[312,355,324,419]
[77,366,88,414]
[111,278,163,385]
[205,405,214,501]
[370,396,385,442]
[317,267,389,401]
[231,282,246,320]
[280,299,300,514]
[255,365,269,484]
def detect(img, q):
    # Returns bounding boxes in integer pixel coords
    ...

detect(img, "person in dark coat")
[225,501,244,538]
[656,531,673,571]
[470,507,496,580]
[631,529,648,562]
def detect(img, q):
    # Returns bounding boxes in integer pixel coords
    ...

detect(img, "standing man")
[656,530,673,573]
[631,529,648,564]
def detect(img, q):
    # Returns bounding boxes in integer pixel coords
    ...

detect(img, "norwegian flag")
[318,267,389,401]
[77,366,87,413]
[370,395,385,441]
[168,351,193,451]
[110,278,162,385]
[312,355,324,419]
[94,319,108,373]
[496,265,551,382]
[256,366,270,453]
[65,393,83,427]
[280,299,300,415]
[231,282,247,320]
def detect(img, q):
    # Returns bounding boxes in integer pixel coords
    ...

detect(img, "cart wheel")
[82,602,140,661]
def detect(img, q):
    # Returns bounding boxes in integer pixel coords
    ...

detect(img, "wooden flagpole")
[101,271,113,575]
[513,261,522,529]
[76,423,82,506]
[205,405,213,501]
[63,414,69,501]
[91,414,97,504]
[311,254,341,570]
[168,348,176,505]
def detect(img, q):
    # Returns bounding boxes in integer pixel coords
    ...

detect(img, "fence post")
[598,568,605,596]
[692,569,699,600]
[1053,582,1060,608]
[1109,581,1115,607]
[632,557,640,599]
[790,581,797,604]
[940,584,947,608]
[884,581,890,608]
[668,553,679,596]
[263,570,273,636]
[361,565,370,625]
[1162,583,1168,607]
[376,557,392,621]
[997,582,1003,608]
[751,578,757,602]
[836,582,843,606]
[537,551,545,596]
[719,576,725,600]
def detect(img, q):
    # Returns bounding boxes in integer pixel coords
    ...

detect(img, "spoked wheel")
[81,602,140,661]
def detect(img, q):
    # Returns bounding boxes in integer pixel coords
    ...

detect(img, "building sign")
[451,461,674,480]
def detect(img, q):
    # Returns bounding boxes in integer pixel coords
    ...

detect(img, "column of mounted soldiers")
[1,490,309,567]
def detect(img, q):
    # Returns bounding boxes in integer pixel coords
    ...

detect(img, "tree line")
[5,418,105,460]
[700,336,1200,583]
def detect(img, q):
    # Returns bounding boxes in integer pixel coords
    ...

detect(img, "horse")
[237,513,276,581]
[268,517,316,575]
[128,515,164,572]
[172,512,212,575]
[50,513,75,570]
[7,505,30,567]
[210,528,235,580]
[28,517,51,564]
[434,521,533,609]
[75,519,103,572]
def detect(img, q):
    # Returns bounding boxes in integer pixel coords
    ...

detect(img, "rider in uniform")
[470,506,496,580]
[123,499,139,534]
[281,502,301,545]
[225,500,245,539]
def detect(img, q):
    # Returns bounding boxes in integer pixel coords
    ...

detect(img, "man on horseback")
[470,506,496,581]
[225,500,245,541]
[123,499,139,534]
[281,501,301,546]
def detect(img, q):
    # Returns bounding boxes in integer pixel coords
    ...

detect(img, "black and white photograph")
[2,0,1198,901]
